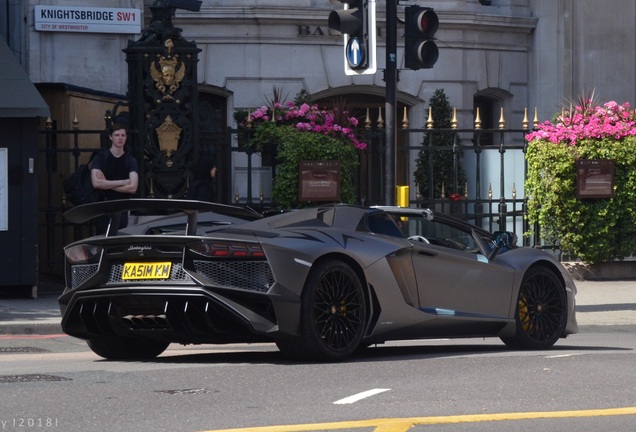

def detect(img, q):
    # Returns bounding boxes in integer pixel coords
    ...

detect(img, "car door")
[406,216,515,319]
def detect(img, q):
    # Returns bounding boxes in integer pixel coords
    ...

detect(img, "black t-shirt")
[91,150,139,201]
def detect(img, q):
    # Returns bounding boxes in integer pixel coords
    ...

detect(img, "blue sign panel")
[346,37,366,69]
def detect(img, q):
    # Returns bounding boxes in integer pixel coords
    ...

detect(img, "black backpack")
[63,152,104,206]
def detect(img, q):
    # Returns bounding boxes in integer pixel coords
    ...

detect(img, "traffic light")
[404,5,439,70]
[328,0,376,76]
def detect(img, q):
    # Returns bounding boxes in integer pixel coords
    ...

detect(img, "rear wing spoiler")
[63,199,262,236]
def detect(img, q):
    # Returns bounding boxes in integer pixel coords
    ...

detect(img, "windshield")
[400,214,480,251]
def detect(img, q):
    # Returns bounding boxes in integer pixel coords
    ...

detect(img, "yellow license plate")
[122,262,172,280]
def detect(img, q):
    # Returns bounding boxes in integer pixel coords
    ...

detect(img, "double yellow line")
[202,406,636,432]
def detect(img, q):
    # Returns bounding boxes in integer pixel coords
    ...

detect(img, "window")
[474,96,495,146]
[401,215,479,252]
[365,212,406,238]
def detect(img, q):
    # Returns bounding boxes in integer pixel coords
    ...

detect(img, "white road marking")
[333,388,391,405]
[545,353,584,359]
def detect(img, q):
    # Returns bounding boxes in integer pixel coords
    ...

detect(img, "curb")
[0,322,63,336]
[563,261,636,281]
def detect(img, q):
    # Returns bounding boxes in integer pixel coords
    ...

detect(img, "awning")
[0,39,50,118]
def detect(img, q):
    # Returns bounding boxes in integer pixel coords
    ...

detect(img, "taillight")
[190,241,265,258]
[65,244,103,263]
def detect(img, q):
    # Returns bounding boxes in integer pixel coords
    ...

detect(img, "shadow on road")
[110,340,633,365]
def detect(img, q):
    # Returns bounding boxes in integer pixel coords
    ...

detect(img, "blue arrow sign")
[346,37,366,69]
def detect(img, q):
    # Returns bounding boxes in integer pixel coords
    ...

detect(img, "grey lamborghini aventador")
[59,199,577,362]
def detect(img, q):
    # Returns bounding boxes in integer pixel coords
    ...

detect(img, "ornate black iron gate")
[38,120,544,277]
[124,2,202,199]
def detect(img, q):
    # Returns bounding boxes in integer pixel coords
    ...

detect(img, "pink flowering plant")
[526,101,636,145]
[525,98,636,263]
[245,101,366,151]
[236,90,364,209]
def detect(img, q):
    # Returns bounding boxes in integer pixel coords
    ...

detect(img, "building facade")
[5,0,636,199]
[2,0,636,277]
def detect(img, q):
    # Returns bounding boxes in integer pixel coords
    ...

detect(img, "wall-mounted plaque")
[299,160,340,202]
[576,159,615,199]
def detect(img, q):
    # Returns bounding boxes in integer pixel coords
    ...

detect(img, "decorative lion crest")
[150,39,186,101]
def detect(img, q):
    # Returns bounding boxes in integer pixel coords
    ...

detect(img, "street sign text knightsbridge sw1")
[34,6,142,34]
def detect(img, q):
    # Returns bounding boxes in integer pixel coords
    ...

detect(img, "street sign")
[328,0,376,75]
[346,37,366,69]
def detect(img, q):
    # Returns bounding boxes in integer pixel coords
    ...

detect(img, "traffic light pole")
[384,0,397,205]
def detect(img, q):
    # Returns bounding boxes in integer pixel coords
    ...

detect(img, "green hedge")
[526,136,636,263]
[270,126,358,209]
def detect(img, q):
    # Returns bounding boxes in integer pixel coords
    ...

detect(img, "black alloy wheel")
[501,266,567,349]
[277,259,366,362]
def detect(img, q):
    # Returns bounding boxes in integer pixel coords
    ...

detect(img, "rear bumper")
[59,286,278,344]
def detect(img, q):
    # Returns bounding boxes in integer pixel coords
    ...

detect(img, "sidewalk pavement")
[0,280,634,336]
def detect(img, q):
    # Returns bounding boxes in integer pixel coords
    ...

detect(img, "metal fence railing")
[38,124,550,276]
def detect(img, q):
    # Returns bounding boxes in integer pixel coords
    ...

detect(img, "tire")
[86,336,169,360]
[276,259,366,362]
[501,266,567,350]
